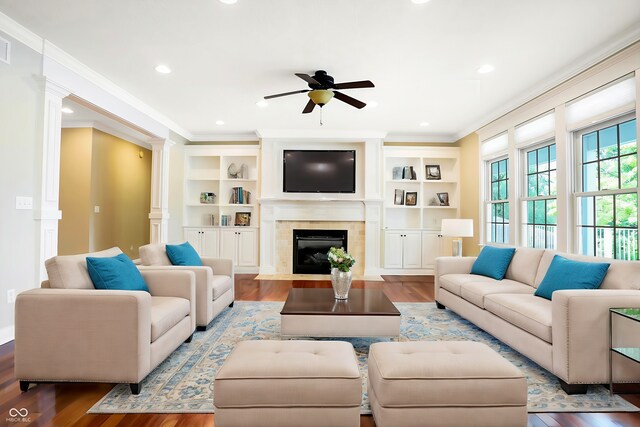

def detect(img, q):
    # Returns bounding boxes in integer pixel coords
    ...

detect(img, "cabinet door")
[184,228,202,254]
[384,231,404,269]
[201,229,220,258]
[402,231,422,269]
[237,229,257,267]
[220,228,238,264]
[421,231,441,269]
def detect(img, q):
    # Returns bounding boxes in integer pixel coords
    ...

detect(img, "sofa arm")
[202,257,234,279]
[14,288,152,383]
[141,269,196,332]
[435,257,477,300]
[552,289,640,384]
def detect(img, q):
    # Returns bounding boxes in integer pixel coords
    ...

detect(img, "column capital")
[43,78,71,99]
[148,138,176,149]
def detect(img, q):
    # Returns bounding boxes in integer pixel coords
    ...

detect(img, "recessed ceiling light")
[420,122,430,127]
[411,0,430,3]
[256,100,269,108]
[155,64,171,74]
[61,107,74,114]
[367,101,378,108]
[216,120,225,126]
[477,64,495,74]
[219,0,238,4]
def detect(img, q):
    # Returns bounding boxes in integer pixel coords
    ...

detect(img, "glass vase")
[330,268,352,300]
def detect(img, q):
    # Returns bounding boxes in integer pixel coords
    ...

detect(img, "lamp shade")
[308,90,334,106]
[441,219,473,237]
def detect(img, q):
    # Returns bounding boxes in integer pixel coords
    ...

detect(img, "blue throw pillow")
[470,246,516,280]
[166,242,202,266]
[86,253,149,292]
[534,255,610,300]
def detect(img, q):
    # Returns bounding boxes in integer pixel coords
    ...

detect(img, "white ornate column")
[148,138,175,243]
[36,80,70,282]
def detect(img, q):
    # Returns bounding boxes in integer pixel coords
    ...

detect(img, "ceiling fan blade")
[333,91,366,109]
[333,80,375,90]
[264,89,309,99]
[302,99,315,114]
[295,73,321,85]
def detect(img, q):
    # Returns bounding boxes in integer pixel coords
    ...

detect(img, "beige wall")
[59,128,93,254]
[455,132,481,256]
[59,128,152,259]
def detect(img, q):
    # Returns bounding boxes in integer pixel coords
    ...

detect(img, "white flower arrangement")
[327,247,356,272]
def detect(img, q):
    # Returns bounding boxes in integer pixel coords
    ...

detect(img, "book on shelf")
[229,187,251,204]
[220,215,231,226]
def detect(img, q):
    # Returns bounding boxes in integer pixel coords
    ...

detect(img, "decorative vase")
[331,268,352,300]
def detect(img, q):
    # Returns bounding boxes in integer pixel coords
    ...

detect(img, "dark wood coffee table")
[280,288,401,338]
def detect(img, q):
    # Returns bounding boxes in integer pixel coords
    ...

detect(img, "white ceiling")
[1,0,639,141]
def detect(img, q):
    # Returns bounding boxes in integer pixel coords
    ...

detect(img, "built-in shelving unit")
[382,146,460,272]
[183,145,260,271]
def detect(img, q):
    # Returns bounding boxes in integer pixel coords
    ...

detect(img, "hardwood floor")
[1,274,638,426]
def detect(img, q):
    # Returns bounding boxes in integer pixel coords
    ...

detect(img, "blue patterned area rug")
[88,301,638,414]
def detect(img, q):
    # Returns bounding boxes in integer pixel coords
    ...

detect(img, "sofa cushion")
[471,246,516,280]
[439,273,497,297]
[534,255,610,300]
[460,280,533,309]
[535,251,640,290]
[484,294,553,343]
[46,247,123,289]
[139,243,172,266]
[166,242,202,266]
[504,247,545,286]
[212,275,233,299]
[86,253,149,292]
[150,296,191,342]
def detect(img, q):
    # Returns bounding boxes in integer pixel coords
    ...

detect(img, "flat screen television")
[283,150,356,193]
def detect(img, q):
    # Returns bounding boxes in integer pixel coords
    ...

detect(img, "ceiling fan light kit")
[308,89,334,107]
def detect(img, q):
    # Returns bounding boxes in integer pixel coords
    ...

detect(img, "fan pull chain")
[320,107,323,126]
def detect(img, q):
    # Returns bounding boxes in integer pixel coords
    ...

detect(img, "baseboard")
[0,325,15,345]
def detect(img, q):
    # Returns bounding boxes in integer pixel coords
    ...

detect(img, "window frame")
[520,139,558,249]
[485,156,510,244]
[572,112,638,259]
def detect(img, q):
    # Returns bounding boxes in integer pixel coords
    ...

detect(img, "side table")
[609,308,640,395]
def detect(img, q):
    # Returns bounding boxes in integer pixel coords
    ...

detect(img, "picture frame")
[425,165,442,180]
[437,192,450,206]
[394,189,405,205]
[392,166,403,180]
[200,192,216,204]
[235,212,251,226]
[405,191,417,206]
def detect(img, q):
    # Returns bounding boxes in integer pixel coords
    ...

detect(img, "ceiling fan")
[264,70,375,114]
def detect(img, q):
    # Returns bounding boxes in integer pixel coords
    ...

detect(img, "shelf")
[612,347,640,364]
[422,180,457,184]
[423,206,458,209]
[386,179,420,184]
[186,203,219,207]
[221,178,256,183]
[186,177,219,181]
[220,203,256,207]
[386,205,421,209]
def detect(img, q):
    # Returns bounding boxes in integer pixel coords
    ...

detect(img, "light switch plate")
[7,289,16,304]
[16,196,33,210]
[94,206,100,213]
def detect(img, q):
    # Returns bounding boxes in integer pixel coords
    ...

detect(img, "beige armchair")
[14,247,196,395]
[138,243,234,330]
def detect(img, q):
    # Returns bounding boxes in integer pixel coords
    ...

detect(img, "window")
[575,117,638,260]
[487,158,509,243]
[522,142,557,249]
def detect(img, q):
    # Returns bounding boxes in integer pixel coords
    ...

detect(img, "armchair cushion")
[212,275,233,299]
[150,297,191,342]
[139,243,172,266]
[166,242,203,266]
[87,253,149,292]
[46,247,123,289]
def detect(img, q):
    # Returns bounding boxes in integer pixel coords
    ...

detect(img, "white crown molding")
[384,133,456,143]
[454,29,640,141]
[0,11,42,53]
[62,120,152,149]
[189,132,260,142]
[42,40,193,140]
[256,129,387,140]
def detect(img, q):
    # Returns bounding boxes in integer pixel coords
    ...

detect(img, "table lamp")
[441,219,474,257]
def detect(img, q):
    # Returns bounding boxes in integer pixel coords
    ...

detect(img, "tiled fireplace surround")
[276,221,365,275]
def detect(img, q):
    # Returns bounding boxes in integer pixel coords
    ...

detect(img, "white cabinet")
[221,228,258,267]
[421,231,442,270]
[384,230,422,269]
[184,227,220,258]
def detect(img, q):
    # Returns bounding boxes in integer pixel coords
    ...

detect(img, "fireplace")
[292,229,348,274]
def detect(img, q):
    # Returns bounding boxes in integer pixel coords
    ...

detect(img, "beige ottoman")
[368,341,528,427]
[214,340,362,427]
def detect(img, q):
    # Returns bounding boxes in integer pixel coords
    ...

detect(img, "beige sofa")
[138,243,234,330]
[435,247,640,393]
[14,247,196,394]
